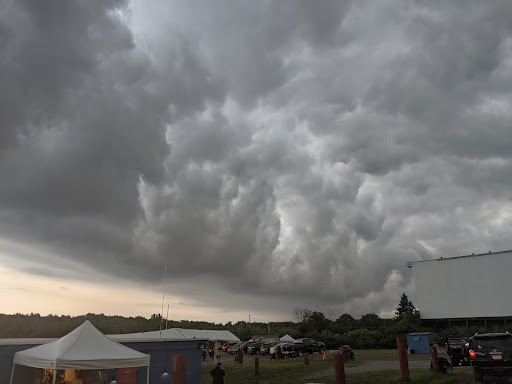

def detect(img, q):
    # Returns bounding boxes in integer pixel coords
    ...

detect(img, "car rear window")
[474,336,512,349]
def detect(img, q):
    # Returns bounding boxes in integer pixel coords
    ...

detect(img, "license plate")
[491,355,502,360]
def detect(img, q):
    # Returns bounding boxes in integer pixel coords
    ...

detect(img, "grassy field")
[201,358,335,384]
[345,348,432,361]
[200,349,478,384]
[322,369,474,384]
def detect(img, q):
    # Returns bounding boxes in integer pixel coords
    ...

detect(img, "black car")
[469,332,512,382]
[222,341,238,352]
[227,342,241,354]
[446,337,470,366]
[247,340,265,355]
[228,341,251,355]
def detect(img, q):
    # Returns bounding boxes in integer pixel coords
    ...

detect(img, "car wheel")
[319,349,325,354]
[473,370,484,383]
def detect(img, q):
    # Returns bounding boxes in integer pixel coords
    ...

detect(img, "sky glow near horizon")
[1,0,512,324]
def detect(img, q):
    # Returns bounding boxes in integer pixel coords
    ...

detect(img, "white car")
[269,343,288,356]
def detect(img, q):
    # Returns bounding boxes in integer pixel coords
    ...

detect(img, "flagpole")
[166,303,169,330]
[160,266,166,337]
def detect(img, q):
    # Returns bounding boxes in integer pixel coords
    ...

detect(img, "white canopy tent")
[10,320,150,384]
[279,334,295,342]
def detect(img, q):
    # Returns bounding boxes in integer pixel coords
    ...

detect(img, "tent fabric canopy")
[279,334,294,342]
[13,320,150,370]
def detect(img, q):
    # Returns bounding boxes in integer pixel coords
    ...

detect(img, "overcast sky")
[1,0,512,324]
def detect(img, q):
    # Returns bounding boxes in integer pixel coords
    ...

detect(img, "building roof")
[1,328,237,346]
[407,249,512,267]
[0,338,57,346]
[108,328,239,342]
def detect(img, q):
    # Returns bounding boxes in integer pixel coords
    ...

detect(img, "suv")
[469,332,512,382]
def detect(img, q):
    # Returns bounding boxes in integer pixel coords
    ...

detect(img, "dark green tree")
[336,313,355,330]
[394,292,416,321]
[358,313,382,329]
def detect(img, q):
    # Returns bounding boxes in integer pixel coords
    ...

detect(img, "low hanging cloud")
[1,0,512,320]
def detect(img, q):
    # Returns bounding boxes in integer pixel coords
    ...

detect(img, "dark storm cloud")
[2,0,512,319]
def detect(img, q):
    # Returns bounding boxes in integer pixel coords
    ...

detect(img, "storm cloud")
[1,0,512,320]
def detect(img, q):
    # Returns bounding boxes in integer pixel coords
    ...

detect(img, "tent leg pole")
[146,366,150,384]
[9,364,15,384]
[52,369,57,384]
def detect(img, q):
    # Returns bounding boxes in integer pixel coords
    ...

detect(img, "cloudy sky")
[1,0,512,324]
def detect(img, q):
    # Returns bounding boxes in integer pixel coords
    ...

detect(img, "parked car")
[247,340,265,355]
[228,341,250,355]
[260,342,278,356]
[282,343,300,357]
[227,343,241,354]
[269,342,289,358]
[469,332,512,382]
[292,338,326,355]
[222,341,238,352]
[446,337,470,366]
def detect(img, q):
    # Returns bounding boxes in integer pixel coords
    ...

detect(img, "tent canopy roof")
[13,321,150,370]
[279,334,295,342]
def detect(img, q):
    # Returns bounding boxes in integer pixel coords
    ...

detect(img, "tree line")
[2,293,508,349]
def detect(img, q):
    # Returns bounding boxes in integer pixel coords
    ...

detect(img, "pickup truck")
[284,338,325,357]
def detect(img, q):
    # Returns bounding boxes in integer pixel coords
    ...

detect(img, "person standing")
[210,362,225,384]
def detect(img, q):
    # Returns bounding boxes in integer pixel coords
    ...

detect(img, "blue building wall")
[0,344,39,383]
[1,340,204,384]
[123,340,204,384]
[406,333,435,354]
